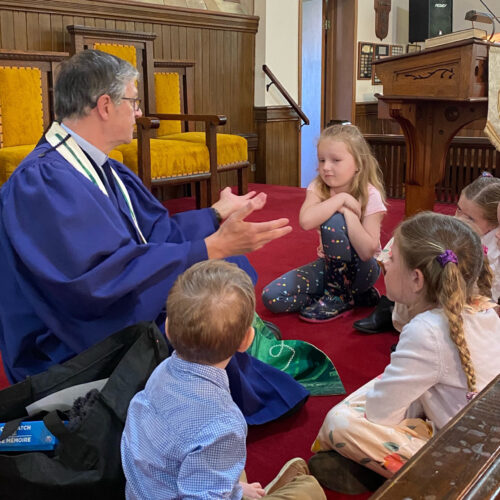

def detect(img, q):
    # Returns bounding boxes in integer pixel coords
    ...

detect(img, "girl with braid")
[308,213,500,494]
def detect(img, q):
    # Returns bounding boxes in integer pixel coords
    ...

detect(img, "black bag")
[0,321,170,500]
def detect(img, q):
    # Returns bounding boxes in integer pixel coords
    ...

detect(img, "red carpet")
[0,183,454,498]
[165,183,454,498]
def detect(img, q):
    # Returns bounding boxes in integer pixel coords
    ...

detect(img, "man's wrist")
[211,207,223,225]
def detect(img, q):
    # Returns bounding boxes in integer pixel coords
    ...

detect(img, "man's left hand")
[211,187,258,220]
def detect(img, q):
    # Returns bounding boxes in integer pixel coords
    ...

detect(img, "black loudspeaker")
[409,0,453,42]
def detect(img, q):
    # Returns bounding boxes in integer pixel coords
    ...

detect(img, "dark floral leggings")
[262,213,380,313]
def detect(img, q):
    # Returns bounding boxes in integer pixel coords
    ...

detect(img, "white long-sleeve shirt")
[366,307,500,430]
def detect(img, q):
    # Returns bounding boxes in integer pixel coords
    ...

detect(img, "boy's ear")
[165,318,170,341]
[237,326,255,353]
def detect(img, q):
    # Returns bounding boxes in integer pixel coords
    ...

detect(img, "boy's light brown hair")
[166,260,255,364]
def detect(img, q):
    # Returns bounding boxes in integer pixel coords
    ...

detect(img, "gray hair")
[55,49,139,121]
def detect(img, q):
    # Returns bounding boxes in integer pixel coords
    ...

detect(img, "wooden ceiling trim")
[0,0,259,33]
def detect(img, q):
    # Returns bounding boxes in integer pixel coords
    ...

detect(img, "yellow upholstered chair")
[0,51,66,185]
[152,60,249,202]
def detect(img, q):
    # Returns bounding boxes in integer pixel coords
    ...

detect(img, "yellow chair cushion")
[155,72,182,136]
[0,67,43,147]
[159,132,248,166]
[94,43,137,69]
[0,146,123,186]
[116,139,209,179]
[108,149,124,164]
[0,144,36,184]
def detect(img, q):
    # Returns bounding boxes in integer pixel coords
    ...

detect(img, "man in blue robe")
[0,49,308,424]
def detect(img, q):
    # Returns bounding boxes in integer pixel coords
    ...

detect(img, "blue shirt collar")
[60,122,108,168]
[170,351,230,392]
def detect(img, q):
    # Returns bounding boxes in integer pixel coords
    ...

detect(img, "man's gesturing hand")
[205,192,292,259]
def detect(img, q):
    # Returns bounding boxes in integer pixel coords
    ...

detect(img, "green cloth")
[248,314,345,396]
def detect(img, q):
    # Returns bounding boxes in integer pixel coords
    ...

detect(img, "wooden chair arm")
[150,113,227,126]
[136,116,160,130]
[136,114,226,203]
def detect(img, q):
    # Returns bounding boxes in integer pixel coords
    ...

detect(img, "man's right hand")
[205,192,292,259]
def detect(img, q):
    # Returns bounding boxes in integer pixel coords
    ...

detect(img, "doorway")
[300,0,323,188]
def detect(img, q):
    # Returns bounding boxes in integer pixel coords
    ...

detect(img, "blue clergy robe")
[0,136,308,424]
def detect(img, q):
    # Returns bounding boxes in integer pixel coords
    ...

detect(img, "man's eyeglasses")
[121,97,142,111]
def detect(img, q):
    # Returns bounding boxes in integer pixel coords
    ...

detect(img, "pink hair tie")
[436,249,458,267]
[466,391,477,402]
[482,245,488,256]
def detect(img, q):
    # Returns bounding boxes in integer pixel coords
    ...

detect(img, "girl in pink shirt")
[262,124,386,322]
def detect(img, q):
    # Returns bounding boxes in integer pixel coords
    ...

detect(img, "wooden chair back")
[67,25,156,116]
[0,50,67,183]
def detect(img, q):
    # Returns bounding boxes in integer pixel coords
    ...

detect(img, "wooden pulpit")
[373,39,490,216]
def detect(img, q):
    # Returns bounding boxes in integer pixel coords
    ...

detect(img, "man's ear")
[95,93,113,120]
[237,326,254,353]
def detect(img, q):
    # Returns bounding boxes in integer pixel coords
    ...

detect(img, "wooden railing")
[262,64,310,126]
[365,134,500,203]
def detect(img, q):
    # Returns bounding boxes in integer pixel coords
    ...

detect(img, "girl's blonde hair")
[395,212,493,392]
[314,124,386,215]
[462,175,500,228]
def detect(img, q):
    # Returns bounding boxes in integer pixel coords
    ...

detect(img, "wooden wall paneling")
[0,10,14,48]
[26,13,38,50]
[13,11,27,51]
[52,15,64,51]
[159,24,168,59]
[170,25,180,60]
[39,14,52,50]
[178,25,187,60]
[255,106,300,186]
[242,32,254,132]
[62,16,75,50]
[115,19,126,31]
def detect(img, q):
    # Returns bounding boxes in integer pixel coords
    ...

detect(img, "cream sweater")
[366,308,500,430]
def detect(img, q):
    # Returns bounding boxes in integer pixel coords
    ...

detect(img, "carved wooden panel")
[374,39,489,100]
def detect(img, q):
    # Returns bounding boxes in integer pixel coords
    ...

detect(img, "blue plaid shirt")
[121,351,247,499]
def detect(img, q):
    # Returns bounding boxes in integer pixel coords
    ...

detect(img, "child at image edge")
[308,213,500,493]
[391,174,500,330]
[121,260,326,499]
[262,124,387,322]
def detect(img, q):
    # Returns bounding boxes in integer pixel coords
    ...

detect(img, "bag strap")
[43,411,99,470]
[100,323,169,423]
[0,416,25,441]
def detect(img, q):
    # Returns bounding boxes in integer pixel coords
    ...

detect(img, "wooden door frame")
[323,0,358,126]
